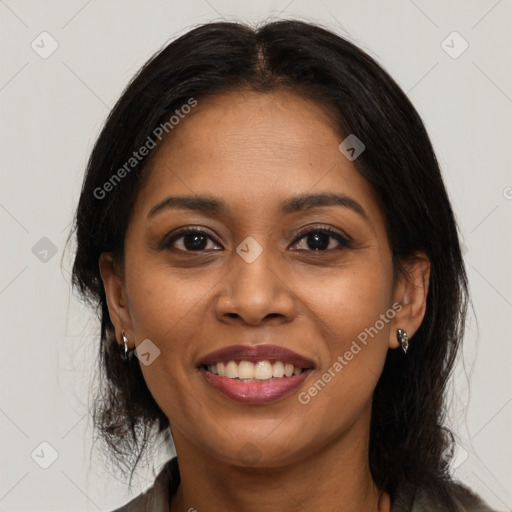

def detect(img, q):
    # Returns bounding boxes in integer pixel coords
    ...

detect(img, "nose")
[215,248,296,326]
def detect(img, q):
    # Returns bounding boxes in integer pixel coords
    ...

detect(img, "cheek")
[304,258,393,342]
[122,261,213,402]
[126,260,215,342]
[300,261,393,405]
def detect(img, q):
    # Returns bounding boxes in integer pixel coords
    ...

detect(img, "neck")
[169,414,390,512]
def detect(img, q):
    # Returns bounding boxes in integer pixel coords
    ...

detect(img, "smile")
[197,344,315,403]
[199,365,313,403]
[204,360,306,380]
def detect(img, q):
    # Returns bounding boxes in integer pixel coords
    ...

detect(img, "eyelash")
[162,225,353,253]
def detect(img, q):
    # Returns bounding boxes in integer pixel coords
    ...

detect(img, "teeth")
[225,361,239,379]
[238,361,254,379]
[254,361,273,380]
[272,361,285,378]
[206,360,305,380]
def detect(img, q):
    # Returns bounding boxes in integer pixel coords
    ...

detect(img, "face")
[101,89,425,468]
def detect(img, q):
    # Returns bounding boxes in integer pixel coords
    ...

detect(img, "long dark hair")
[71,19,468,500]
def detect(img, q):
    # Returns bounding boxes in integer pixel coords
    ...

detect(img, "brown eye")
[292,227,352,252]
[164,229,222,252]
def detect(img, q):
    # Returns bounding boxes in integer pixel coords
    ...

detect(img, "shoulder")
[110,458,180,512]
[393,479,497,512]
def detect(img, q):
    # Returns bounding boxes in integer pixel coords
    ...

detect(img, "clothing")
[111,457,496,512]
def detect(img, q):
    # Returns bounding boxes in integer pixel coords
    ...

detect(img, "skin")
[100,89,430,512]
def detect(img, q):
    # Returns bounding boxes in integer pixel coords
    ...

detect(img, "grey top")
[111,457,496,512]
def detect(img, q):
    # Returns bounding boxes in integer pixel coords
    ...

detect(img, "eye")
[162,225,352,253]
[291,226,352,252]
[164,228,222,252]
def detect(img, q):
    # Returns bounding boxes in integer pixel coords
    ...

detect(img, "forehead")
[135,89,385,231]
[156,90,342,167]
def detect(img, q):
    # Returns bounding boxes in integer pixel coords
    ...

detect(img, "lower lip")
[199,367,313,403]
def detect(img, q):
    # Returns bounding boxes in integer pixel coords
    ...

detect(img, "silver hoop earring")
[120,330,133,361]
[396,329,409,354]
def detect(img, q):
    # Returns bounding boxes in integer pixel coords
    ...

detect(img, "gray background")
[0,0,511,510]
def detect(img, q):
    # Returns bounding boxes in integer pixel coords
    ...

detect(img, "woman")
[71,20,495,511]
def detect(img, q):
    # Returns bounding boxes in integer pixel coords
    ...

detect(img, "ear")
[99,252,134,349]
[388,251,431,350]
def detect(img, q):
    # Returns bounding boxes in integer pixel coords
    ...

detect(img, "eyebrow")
[148,193,369,221]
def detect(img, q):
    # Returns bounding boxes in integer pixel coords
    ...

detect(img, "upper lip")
[198,344,316,369]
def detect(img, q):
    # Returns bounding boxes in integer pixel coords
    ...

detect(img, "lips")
[197,344,316,369]
[200,366,313,403]
[197,344,315,404]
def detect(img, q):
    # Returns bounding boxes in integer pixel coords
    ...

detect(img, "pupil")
[307,232,329,250]
[184,234,207,251]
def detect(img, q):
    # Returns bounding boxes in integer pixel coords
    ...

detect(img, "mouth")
[197,345,315,403]
[201,360,310,380]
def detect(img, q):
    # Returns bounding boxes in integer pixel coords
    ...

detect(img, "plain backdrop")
[1,1,511,511]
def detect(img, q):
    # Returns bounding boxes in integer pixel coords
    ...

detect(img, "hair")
[71,19,469,501]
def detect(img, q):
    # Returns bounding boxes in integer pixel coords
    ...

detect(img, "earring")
[396,329,409,354]
[120,330,133,361]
